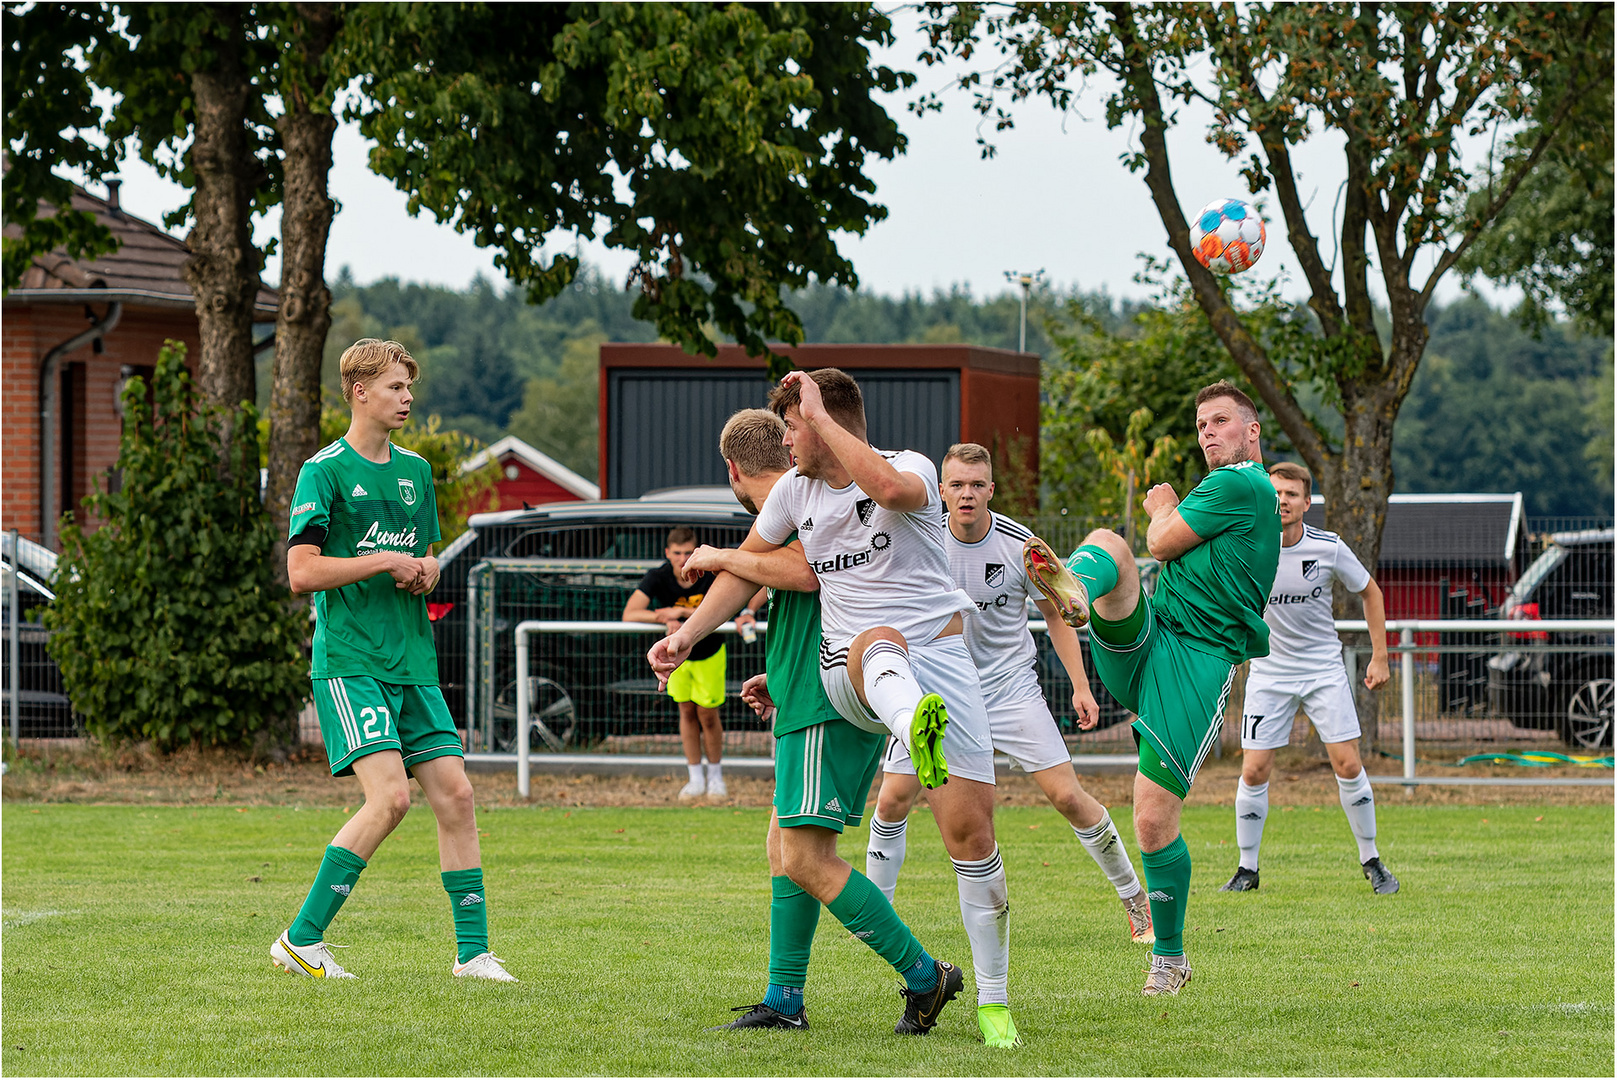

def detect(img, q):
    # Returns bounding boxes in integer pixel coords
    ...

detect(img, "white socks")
[706,762,724,787]
[861,641,923,742]
[953,846,1010,1006]
[1235,779,1269,871]
[865,815,908,901]
[1336,770,1379,862]
[1072,809,1143,899]
[687,763,704,785]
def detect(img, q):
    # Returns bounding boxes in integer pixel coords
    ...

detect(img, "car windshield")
[1507,545,1567,608]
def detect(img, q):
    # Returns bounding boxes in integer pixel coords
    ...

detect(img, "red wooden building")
[459,435,600,512]
[2,181,277,549]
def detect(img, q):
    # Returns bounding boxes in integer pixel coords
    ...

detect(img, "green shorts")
[774,719,887,832]
[667,645,726,708]
[1088,594,1235,798]
[312,677,465,777]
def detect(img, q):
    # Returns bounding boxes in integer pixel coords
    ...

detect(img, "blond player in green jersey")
[270,339,515,983]
[1024,381,1281,997]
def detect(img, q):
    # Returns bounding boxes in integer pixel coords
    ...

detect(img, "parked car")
[430,495,760,750]
[0,533,77,736]
[1487,529,1614,748]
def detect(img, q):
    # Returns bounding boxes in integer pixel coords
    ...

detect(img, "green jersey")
[288,438,442,684]
[764,533,840,737]
[1153,459,1281,665]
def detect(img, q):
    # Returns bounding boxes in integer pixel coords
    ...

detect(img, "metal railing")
[502,617,1613,795]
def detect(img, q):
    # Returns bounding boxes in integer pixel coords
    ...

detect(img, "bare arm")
[621,590,670,624]
[1358,578,1390,690]
[1035,596,1100,730]
[287,544,424,595]
[784,370,929,511]
[685,541,818,593]
[648,522,785,680]
[1143,482,1203,563]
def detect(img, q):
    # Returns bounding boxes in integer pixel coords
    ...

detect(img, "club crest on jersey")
[398,478,417,506]
[984,563,1005,588]
[855,498,877,527]
[1301,558,1319,580]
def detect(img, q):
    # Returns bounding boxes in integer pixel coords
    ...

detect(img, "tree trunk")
[266,3,341,586]
[266,118,337,580]
[182,8,261,418]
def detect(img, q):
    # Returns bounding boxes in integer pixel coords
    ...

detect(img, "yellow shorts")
[667,645,727,708]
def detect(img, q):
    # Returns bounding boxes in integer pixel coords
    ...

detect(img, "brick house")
[2,182,278,549]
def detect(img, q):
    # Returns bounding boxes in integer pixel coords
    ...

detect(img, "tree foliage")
[919,2,1614,569]
[506,327,607,483]
[43,343,307,753]
[344,1,911,376]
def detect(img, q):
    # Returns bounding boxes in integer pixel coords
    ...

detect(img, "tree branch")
[1216,25,1346,339]
[1107,3,1330,474]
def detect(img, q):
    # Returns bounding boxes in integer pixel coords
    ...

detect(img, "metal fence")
[3,539,81,745]
[499,615,1611,793]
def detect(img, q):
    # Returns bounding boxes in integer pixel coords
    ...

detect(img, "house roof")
[460,435,601,502]
[3,182,279,314]
[1302,493,1524,567]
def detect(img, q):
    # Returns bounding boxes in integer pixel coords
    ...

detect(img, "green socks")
[289,850,490,964]
[826,869,927,976]
[1066,543,1120,597]
[289,844,367,947]
[767,875,820,991]
[442,867,489,964]
[1140,835,1192,957]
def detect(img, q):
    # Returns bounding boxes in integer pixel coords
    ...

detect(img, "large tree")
[920,2,1613,569]
[344,1,910,375]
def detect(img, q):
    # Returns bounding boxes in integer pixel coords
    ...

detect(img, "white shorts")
[888,672,1069,776]
[1239,668,1362,750]
[821,633,996,785]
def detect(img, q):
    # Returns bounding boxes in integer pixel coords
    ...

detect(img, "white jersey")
[1248,524,1372,681]
[946,511,1041,697]
[755,448,973,645]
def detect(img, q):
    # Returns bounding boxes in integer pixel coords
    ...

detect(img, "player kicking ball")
[865,443,1154,947]
[1221,461,1399,896]
[271,339,515,983]
[1023,382,1280,996]
[649,408,963,1039]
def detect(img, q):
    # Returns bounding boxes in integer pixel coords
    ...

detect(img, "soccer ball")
[1189,198,1266,273]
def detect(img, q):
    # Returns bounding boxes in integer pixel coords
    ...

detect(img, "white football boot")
[271,932,357,979]
[452,952,519,981]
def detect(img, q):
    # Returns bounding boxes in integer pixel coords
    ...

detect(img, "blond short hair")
[719,409,791,476]
[943,442,992,478]
[1268,460,1313,497]
[340,339,419,403]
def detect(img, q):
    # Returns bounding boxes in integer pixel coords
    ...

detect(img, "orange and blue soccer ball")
[1190,198,1266,273]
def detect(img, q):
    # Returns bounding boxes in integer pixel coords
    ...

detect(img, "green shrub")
[44,342,308,752]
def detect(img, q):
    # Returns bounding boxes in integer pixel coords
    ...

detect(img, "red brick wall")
[2,303,202,547]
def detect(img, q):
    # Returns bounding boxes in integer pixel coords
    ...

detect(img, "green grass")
[2,801,1612,1076]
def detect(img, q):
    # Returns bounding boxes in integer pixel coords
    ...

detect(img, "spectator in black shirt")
[624,527,759,800]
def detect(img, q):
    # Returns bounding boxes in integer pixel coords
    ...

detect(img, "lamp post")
[1002,269,1045,353]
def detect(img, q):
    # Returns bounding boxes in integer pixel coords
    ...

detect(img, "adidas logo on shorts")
[823,797,843,814]
[459,892,484,907]
[330,883,351,896]
[1147,890,1173,903]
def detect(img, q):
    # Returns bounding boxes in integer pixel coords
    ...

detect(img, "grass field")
[3,799,1612,1076]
